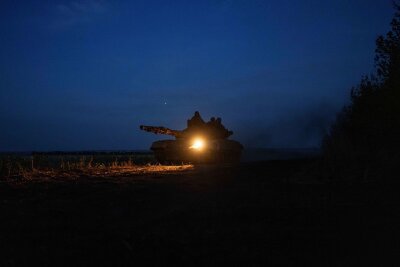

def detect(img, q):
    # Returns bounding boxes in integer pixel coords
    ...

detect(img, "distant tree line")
[323,3,400,180]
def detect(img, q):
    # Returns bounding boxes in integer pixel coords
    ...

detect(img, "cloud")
[52,0,107,28]
[237,101,338,148]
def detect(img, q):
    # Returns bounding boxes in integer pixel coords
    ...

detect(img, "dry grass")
[0,154,194,181]
[6,164,194,182]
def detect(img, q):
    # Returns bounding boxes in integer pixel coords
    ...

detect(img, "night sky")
[0,0,394,151]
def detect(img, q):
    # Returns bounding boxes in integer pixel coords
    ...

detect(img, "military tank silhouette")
[140,111,243,164]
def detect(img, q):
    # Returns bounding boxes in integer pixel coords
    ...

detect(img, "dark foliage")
[323,3,400,180]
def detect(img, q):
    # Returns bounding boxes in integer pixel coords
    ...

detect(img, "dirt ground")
[1,159,400,266]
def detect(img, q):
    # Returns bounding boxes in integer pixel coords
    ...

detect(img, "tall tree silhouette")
[323,3,400,179]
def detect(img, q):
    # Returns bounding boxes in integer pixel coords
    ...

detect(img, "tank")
[140,111,243,164]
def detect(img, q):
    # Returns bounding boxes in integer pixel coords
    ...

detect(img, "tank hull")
[151,139,243,164]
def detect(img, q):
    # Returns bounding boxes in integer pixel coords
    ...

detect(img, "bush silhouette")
[323,3,400,180]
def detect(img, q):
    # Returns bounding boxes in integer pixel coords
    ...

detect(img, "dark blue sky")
[0,0,394,151]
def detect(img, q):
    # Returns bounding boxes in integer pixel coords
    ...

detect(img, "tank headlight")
[189,138,205,151]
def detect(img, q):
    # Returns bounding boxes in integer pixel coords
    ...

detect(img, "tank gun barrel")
[139,125,183,138]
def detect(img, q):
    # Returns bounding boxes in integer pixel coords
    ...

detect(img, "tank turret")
[139,111,243,164]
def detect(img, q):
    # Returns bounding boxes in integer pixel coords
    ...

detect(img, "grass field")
[0,151,171,179]
[1,157,400,265]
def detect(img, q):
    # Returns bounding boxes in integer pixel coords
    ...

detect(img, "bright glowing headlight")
[189,138,205,151]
